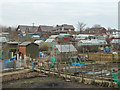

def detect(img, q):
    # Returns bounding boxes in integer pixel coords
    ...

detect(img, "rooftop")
[55,44,77,53]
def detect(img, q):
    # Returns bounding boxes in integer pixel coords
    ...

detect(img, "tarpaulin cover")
[111,72,120,84]
[39,52,41,58]
[50,57,56,63]
[51,45,54,48]
[4,59,10,63]
[10,58,16,61]
[72,63,86,66]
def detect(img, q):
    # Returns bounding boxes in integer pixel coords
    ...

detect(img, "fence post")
[92,63,95,83]
[11,52,14,58]
[24,55,27,68]
[16,54,19,68]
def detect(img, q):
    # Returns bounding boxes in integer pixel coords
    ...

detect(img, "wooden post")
[65,62,67,79]
[93,63,95,82]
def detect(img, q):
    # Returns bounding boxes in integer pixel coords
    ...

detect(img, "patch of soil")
[2,76,101,88]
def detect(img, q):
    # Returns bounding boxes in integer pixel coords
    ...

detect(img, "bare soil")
[2,76,102,88]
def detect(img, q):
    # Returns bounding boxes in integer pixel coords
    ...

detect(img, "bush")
[9,48,16,53]
[77,46,99,53]
[39,43,49,51]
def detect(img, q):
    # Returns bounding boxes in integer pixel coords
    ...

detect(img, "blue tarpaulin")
[104,46,111,53]
[10,58,16,61]
[39,52,45,58]
[72,63,86,66]
[41,37,45,39]
[4,59,10,63]
[39,52,41,58]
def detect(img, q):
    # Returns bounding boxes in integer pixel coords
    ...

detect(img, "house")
[19,42,39,58]
[38,25,55,33]
[106,29,119,35]
[56,24,75,34]
[16,25,39,33]
[82,27,107,35]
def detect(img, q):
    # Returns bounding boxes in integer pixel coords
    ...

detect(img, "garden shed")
[19,42,39,58]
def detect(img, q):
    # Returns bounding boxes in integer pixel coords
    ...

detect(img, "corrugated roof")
[55,44,77,52]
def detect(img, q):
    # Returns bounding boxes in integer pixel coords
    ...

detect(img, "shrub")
[77,46,99,53]
[39,43,49,51]
[9,48,16,53]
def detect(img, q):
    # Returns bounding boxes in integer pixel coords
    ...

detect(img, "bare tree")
[107,27,112,31]
[77,22,86,33]
[92,24,101,28]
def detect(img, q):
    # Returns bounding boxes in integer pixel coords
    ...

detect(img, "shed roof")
[58,34,70,37]
[49,35,58,39]
[19,42,31,46]
[45,39,55,43]
[7,42,18,44]
[55,44,77,53]
[0,37,7,42]
[34,40,44,44]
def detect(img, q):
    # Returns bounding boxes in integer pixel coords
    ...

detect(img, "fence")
[2,58,26,70]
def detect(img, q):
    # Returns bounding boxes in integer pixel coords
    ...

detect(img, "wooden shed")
[19,42,39,58]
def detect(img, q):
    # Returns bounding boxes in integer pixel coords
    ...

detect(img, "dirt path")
[1,69,29,77]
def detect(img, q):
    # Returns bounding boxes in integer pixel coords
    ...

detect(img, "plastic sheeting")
[50,57,56,63]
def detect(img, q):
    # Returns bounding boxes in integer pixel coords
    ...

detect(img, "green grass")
[22,80,34,84]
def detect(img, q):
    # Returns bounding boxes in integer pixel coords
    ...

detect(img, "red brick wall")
[19,47,26,56]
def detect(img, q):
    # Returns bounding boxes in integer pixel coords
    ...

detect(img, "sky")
[0,0,119,30]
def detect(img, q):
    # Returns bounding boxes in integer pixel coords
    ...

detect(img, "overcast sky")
[0,0,119,30]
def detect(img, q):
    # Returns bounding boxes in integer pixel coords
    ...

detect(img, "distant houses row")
[16,24,75,34]
[16,24,119,35]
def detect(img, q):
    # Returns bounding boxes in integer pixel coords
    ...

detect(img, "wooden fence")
[79,53,119,62]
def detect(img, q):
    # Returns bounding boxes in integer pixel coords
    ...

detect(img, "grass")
[22,80,34,84]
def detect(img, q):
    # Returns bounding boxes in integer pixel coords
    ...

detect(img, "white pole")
[24,55,27,68]
[19,55,22,67]
[17,54,19,60]
[11,52,13,58]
